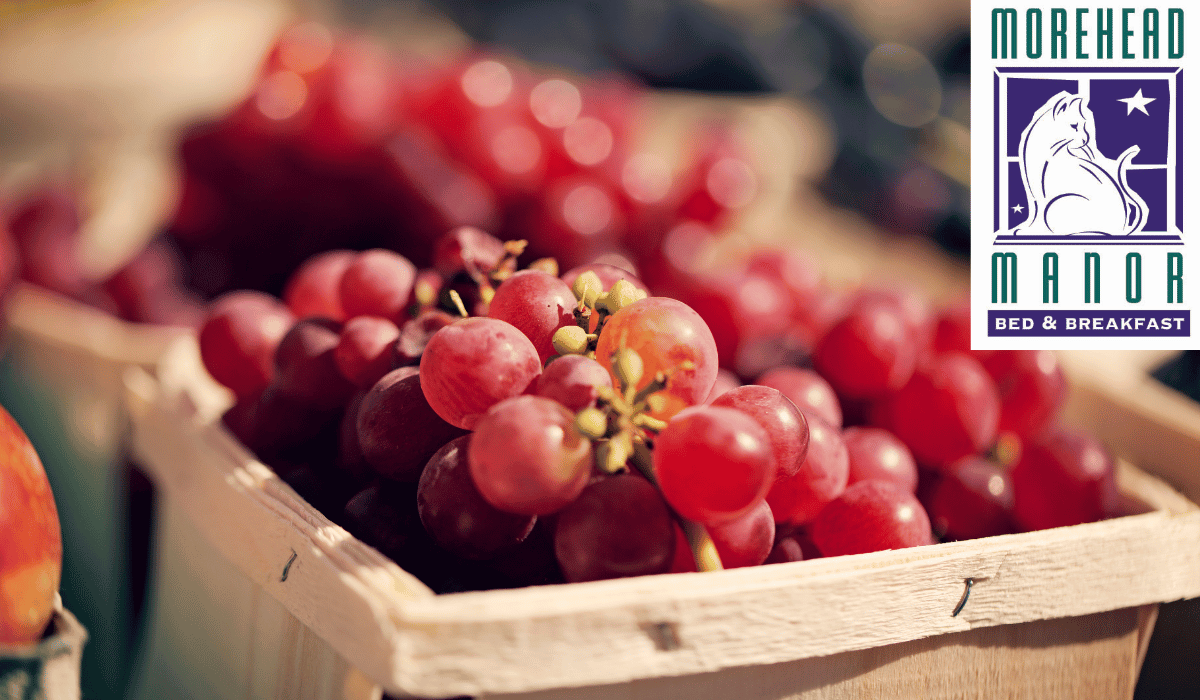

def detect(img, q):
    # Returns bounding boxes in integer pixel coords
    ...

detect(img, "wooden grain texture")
[486,606,1149,700]
[125,337,1200,699]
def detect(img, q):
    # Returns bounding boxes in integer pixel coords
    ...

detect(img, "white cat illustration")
[1010,92,1147,236]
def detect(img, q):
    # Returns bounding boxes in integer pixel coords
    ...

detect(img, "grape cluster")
[166,22,759,302]
[198,211,1119,593]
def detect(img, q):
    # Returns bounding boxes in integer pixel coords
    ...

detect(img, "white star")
[1119,89,1156,116]
[1012,203,1024,213]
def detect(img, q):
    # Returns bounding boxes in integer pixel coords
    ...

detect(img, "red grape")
[199,291,295,399]
[593,297,719,421]
[809,481,935,557]
[983,350,1066,440]
[338,249,416,321]
[554,474,674,582]
[334,316,400,389]
[764,536,807,565]
[418,435,537,559]
[393,309,456,367]
[487,270,577,363]
[813,299,917,401]
[419,317,543,429]
[283,249,354,321]
[765,415,848,525]
[755,366,843,429]
[433,226,506,277]
[886,353,1000,470]
[711,385,810,480]
[924,456,1016,540]
[843,426,918,493]
[709,499,775,568]
[468,396,593,516]
[357,368,467,481]
[1010,427,1117,531]
[653,405,774,525]
[535,355,614,411]
[273,318,357,410]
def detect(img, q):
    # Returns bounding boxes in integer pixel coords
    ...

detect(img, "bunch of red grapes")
[169,22,757,302]
[198,218,1120,593]
[2,21,1123,592]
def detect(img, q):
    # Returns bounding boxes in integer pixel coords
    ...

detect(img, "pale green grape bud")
[552,325,589,355]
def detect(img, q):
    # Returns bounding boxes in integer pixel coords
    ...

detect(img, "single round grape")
[273,318,357,411]
[418,435,537,559]
[1010,427,1117,531]
[983,350,1066,440]
[283,249,354,321]
[813,299,918,401]
[335,316,401,389]
[711,385,810,480]
[420,317,543,430]
[554,474,675,582]
[653,405,774,526]
[338,248,416,321]
[755,366,843,428]
[468,395,593,515]
[924,456,1016,540]
[593,297,718,421]
[765,415,849,526]
[886,353,1000,470]
[809,481,935,557]
[843,426,919,493]
[708,499,775,569]
[851,285,936,352]
[199,291,295,399]
[433,225,506,277]
[394,309,457,367]
[241,386,340,463]
[535,354,614,411]
[764,536,806,565]
[488,270,577,363]
[357,367,466,481]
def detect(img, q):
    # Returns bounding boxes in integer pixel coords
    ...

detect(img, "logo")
[971,2,1196,350]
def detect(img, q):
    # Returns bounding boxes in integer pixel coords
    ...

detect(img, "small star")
[1012,203,1024,213]
[1119,89,1156,116]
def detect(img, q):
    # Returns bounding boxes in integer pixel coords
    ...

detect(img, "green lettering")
[1027,9,1044,57]
[1085,252,1101,303]
[1044,252,1059,303]
[1053,9,1068,57]
[993,252,1018,303]
[1122,8,1136,58]
[992,8,1019,58]
[1126,253,1142,303]
[1146,9,1160,58]
[1097,8,1113,58]
[1170,8,1184,58]
[1168,252,1184,303]
[1077,8,1090,58]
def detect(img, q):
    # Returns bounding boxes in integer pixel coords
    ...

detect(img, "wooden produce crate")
[0,284,188,699]
[123,336,1200,700]
[1061,350,1200,507]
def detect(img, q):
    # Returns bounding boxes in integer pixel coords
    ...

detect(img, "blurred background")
[0,0,1196,698]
